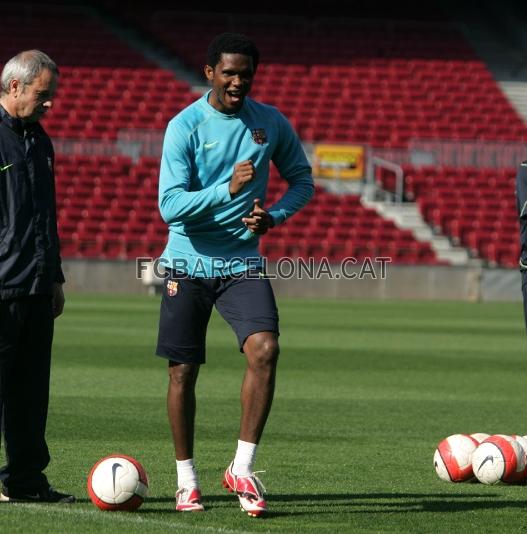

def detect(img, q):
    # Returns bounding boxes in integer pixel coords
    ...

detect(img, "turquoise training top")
[158,91,314,277]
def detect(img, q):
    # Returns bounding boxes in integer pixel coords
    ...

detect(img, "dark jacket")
[0,105,64,299]
[517,163,527,271]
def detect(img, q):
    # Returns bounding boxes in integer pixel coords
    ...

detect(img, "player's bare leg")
[167,361,200,459]
[167,362,204,511]
[223,331,279,517]
[239,331,279,443]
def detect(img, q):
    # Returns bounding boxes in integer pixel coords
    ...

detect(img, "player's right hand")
[229,160,255,195]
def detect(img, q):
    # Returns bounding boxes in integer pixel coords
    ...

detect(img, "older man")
[0,50,74,503]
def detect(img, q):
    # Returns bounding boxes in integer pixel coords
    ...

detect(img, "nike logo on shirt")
[0,163,13,172]
[203,141,219,150]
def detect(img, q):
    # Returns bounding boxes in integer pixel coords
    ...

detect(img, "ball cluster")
[434,433,527,485]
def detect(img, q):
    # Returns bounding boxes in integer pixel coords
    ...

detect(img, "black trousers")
[0,295,53,492]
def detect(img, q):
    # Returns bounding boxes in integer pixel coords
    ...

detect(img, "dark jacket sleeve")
[51,145,65,285]
[55,257,65,284]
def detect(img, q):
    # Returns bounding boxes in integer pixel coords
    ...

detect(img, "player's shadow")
[140,492,526,516]
[262,492,527,517]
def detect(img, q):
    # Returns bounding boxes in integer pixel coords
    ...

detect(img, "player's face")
[14,68,57,123]
[205,53,255,114]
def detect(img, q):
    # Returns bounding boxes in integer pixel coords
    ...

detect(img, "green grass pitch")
[2,294,527,533]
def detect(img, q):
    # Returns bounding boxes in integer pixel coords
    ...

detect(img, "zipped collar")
[0,104,26,136]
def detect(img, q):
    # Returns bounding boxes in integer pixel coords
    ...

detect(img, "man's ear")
[9,79,21,97]
[204,65,214,82]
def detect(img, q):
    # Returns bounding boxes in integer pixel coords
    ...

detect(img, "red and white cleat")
[222,462,268,517]
[175,487,205,512]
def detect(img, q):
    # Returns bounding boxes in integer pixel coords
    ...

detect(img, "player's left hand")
[52,282,65,319]
[242,198,275,235]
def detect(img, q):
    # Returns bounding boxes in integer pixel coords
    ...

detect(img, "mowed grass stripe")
[1,503,258,534]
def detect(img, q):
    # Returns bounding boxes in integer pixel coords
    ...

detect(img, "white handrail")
[366,156,405,204]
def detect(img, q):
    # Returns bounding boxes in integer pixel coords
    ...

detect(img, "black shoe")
[0,485,75,503]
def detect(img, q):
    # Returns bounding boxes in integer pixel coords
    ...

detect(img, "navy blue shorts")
[156,270,279,364]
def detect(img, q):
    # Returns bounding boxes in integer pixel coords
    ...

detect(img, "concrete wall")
[62,259,145,294]
[270,264,481,300]
[62,259,523,302]
[481,268,522,302]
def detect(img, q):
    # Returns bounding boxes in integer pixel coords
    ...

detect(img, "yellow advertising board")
[313,144,365,179]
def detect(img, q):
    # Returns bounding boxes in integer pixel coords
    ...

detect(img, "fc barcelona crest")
[251,128,267,145]
[167,280,179,297]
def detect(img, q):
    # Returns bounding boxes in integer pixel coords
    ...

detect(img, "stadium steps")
[498,82,527,123]
[362,200,470,266]
[86,2,206,90]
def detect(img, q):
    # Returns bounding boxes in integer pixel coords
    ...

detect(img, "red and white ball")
[87,454,149,511]
[509,435,527,480]
[434,434,479,482]
[470,433,490,444]
[511,434,527,458]
[471,435,525,484]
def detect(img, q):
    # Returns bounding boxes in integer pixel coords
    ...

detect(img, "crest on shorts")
[167,280,179,297]
[251,128,267,145]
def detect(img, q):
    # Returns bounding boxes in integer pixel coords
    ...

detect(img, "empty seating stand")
[5,4,521,266]
[56,155,165,260]
[101,8,527,148]
[55,156,441,264]
[407,166,518,267]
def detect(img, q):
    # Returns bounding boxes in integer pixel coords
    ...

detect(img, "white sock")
[176,458,199,489]
[232,440,258,476]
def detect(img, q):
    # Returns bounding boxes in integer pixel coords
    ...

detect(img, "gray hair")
[1,50,58,94]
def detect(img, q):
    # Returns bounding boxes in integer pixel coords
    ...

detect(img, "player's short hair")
[206,33,260,72]
[1,50,58,94]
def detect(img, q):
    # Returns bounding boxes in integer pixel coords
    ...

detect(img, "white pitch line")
[3,504,269,534]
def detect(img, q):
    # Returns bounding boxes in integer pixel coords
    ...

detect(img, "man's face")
[205,53,255,114]
[14,68,57,122]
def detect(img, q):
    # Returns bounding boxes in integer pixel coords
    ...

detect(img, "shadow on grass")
[138,492,525,517]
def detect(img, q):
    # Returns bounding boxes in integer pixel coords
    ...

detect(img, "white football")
[87,454,148,511]
[511,434,527,454]
[472,435,524,484]
[495,435,526,479]
[470,433,490,444]
[511,435,527,479]
[434,434,478,482]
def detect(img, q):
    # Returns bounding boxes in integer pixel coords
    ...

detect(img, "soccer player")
[0,50,74,503]
[156,32,314,516]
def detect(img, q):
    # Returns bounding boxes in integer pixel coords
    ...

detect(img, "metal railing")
[364,156,405,204]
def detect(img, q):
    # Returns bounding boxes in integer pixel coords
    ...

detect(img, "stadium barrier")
[53,134,527,170]
[372,139,527,169]
[62,259,522,302]
[52,130,165,162]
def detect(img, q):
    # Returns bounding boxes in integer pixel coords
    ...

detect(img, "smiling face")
[9,67,57,123]
[204,53,255,114]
